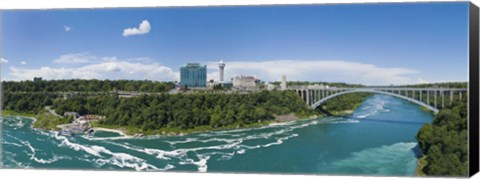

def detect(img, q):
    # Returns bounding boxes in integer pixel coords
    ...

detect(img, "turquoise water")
[1,94,433,176]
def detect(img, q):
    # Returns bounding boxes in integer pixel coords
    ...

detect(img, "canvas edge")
[469,1,479,177]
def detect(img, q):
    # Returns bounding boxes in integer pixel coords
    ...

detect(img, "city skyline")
[0,2,469,85]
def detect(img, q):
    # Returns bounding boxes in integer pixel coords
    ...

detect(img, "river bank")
[92,127,129,136]
[3,104,346,138]
[2,110,36,118]
[2,110,320,138]
[90,113,323,137]
[415,156,427,176]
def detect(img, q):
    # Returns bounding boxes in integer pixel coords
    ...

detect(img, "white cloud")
[53,53,97,64]
[1,58,8,64]
[64,25,72,32]
[8,55,177,81]
[122,20,151,37]
[206,60,423,85]
[20,61,27,65]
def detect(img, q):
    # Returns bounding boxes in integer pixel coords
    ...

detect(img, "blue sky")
[0,2,470,85]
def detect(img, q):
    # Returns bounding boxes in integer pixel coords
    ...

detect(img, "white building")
[232,75,260,90]
[267,83,278,90]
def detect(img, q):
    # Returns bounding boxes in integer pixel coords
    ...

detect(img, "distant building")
[232,75,260,90]
[64,112,80,119]
[218,81,233,89]
[267,83,278,90]
[218,60,225,82]
[78,115,104,121]
[206,81,215,89]
[180,63,207,88]
[33,77,42,81]
[207,80,233,90]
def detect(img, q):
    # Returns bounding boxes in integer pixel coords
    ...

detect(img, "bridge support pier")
[427,90,430,105]
[441,90,445,108]
[420,90,422,102]
[302,90,306,103]
[450,90,453,105]
[310,90,315,105]
[307,90,310,105]
[434,90,437,109]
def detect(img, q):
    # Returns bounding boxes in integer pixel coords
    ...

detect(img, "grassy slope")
[2,110,36,118]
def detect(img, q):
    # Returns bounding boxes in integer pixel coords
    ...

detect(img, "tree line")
[416,96,468,176]
[2,79,176,93]
[2,92,56,113]
[317,92,372,115]
[400,82,467,88]
[51,90,317,132]
[271,81,365,88]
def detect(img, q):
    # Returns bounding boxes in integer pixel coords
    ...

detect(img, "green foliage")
[416,156,428,176]
[2,79,175,93]
[54,90,316,133]
[317,92,372,115]
[400,82,467,88]
[415,96,468,176]
[2,92,57,113]
[2,80,175,115]
[2,110,36,118]
[32,111,71,130]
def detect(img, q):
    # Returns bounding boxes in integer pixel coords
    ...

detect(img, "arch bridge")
[288,86,468,113]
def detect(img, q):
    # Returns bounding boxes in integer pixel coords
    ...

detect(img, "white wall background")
[0,0,478,179]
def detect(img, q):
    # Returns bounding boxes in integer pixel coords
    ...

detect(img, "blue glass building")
[180,63,207,88]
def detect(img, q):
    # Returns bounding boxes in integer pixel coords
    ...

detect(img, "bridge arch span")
[310,89,439,113]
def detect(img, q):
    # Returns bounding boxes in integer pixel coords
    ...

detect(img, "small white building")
[267,83,278,90]
[206,80,216,90]
[207,80,233,90]
[64,112,80,119]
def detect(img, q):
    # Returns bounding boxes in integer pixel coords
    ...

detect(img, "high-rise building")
[218,60,225,82]
[180,63,207,88]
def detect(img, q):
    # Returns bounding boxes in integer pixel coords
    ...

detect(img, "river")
[1,94,433,176]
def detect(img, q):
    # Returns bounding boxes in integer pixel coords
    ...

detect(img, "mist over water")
[1,94,433,176]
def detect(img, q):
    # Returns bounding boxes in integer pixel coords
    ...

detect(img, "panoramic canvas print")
[0,2,474,177]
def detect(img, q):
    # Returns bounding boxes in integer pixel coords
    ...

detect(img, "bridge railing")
[287,86,467,92]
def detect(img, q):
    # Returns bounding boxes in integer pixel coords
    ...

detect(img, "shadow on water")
[411,144,423,158]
